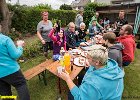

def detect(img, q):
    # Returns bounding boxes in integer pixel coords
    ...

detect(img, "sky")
[6,0,74,9]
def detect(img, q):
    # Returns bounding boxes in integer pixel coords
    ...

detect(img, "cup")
[57,66,64,74]
[17,40,24,46]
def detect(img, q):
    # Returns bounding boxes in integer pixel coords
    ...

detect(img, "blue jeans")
[123,61,131,67]
[53,54,60,61]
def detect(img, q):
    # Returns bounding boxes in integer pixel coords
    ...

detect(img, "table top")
[45,59,84,80]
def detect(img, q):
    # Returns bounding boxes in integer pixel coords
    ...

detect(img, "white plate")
[74,57,86,67]
[71,49,81,55]
[81,51,88,57]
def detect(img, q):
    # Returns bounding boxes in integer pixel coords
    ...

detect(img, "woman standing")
[37,11,53,58]
[0,25,30,100]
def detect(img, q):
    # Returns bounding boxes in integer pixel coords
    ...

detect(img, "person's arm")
[70,82,101,100]
[89,16,96,26]
[48,28,57,42]
[96,21,103,29]
[6,37,23,59]
[36,22,45,44]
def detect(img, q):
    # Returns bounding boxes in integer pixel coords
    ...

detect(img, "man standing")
[117,24,136,66]
[75,10,83,30]
[115,10,128,37]
[65,22,77,50]
[89,12,103,29]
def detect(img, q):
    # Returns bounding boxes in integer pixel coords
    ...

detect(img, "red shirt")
[117,35,136,62]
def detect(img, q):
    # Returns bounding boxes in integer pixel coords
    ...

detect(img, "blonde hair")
[88,45,108,65]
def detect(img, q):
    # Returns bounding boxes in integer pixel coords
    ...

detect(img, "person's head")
[58,28,65,38]
[80,22,86,31]
[92,20,97,26]
[119,24,133,36]
[102,32,116,46]
[42,11,48,21]
[119,10,125,19]
[68,22,75,32]
[99,19,103,24]
[78,10,83,16]
[87,45,108,69]
[95,12,99,18]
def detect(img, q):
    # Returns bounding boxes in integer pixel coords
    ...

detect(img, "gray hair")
[88,45,108,65]
[80,22,86,27]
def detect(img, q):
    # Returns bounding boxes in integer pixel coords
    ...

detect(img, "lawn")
[12,36,140,100]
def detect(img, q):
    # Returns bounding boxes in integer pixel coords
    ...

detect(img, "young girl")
[48,25,66,61]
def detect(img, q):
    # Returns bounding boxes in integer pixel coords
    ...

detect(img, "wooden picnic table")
[45,60,84,80]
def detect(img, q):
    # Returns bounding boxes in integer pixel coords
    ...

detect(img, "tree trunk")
[0,0,13,34]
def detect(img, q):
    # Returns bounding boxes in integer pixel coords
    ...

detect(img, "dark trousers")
[43,41,53,52]
[0,70,30,100]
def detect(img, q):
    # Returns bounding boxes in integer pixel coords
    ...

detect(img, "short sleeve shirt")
[37,20,53,42]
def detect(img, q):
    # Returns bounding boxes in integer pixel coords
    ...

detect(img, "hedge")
[11,8,77,34]
[10,6,95,35]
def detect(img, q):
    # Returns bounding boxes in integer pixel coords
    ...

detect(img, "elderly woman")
[76,22,87,46]
[59,45,124,100]
[0,25,30,100]
[37,11,53,58]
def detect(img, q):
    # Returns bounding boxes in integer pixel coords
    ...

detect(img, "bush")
[10,6,76,34]
[22,39,42,59]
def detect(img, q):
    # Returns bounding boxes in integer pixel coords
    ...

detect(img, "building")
[71,0,91,10]
[95,0,140,5]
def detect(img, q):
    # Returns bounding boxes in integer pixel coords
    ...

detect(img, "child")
[48,24,66,61]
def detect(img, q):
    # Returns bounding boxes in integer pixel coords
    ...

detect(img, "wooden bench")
[23,59,54,85]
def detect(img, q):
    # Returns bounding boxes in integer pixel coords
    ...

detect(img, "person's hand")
[58,70,71,81]
[41,39,45,44]
[100,27,104,30]
[16,40,25,47]
[53,23,58,30]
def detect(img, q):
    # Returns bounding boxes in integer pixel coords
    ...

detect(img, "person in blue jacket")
[0,26,30,100]
[59,45,124,100]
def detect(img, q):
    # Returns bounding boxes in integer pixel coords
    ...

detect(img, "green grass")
[122,49,140,100]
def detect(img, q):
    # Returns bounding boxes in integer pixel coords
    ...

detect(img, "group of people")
[0,9,136,100]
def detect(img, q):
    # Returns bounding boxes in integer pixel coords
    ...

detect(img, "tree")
[33,4,52,10]
[0,0,13,34]
[84,3,106,11]
[59,4,72,10]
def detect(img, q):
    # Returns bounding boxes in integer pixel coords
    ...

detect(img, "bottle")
[60,47,65,67]
[60,47,65,56]
[64,51,71,74]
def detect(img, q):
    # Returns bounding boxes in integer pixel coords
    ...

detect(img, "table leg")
[42,71,47,85]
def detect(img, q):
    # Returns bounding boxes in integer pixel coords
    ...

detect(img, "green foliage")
[32,4,52,10]
[10,7,76,34]
[83,11,95,28]
[60,4,72,10]
[22,40,42,59]
[84,2,106,11]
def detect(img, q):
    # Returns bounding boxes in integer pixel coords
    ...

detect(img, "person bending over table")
[58,45,124,100]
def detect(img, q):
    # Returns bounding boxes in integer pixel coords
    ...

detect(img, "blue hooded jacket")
[70,59,124,100]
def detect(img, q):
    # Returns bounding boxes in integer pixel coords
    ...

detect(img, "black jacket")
[65,30,77,50]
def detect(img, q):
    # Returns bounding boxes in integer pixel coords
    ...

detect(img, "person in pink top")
[117,24,136,66]
[48,24,66,61]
